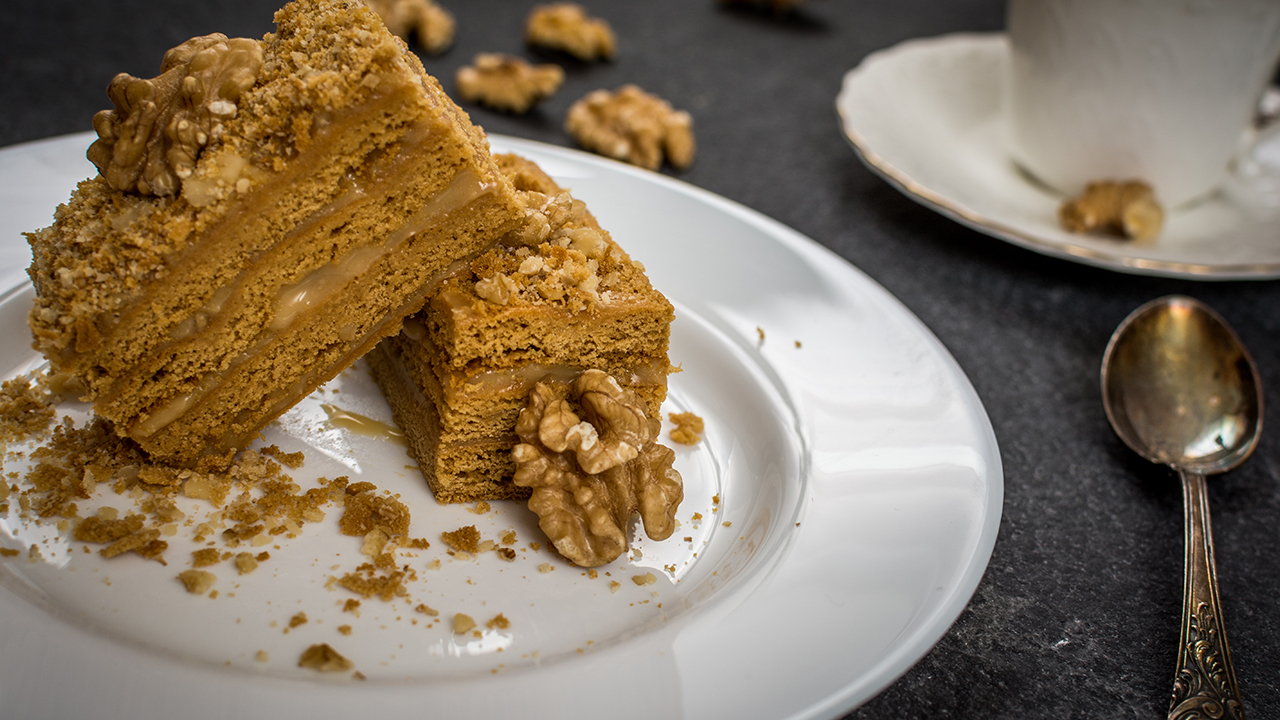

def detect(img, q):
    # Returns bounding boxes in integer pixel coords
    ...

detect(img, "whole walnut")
[87,33,263,197]
[512,370,683,567]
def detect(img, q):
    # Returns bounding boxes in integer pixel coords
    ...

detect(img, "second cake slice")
[369,154,675,502]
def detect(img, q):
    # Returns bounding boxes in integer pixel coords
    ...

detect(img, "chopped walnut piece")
[512,370,684,567]
[566,85,695,171]
[456,54,564,114]
[86,33,264,197]
[1059,179,1164,241]
[525,3,615,61]
[298,643,354,672]
[668,411,705,446]
[364,0,455,54]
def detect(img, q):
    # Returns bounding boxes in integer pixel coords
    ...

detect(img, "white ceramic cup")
[1006,0,1280,208]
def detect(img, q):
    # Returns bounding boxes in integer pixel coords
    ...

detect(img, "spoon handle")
[1169,470,1244,720]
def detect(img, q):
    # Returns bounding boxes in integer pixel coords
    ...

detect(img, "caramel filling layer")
[131,168,490,440]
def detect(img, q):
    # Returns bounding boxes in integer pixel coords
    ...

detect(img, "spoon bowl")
[1102,295,1263,474]
[1101,295,1262,720]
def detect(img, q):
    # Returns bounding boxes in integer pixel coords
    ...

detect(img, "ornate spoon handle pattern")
[1168,470,1245,720]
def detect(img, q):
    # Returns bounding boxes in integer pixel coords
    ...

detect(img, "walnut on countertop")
[525,3,615,61]
[565,85,695,171]
[364,0,455,55]
[456,54,564,114]
[1059,179,1164,241]
[86,33,264,197]
[512,370,684,567]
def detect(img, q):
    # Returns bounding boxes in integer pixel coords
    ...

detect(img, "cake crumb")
[287,612,309,629]
[668,411,705,446]
[233,552,260,575]
[177,569,216,594]
[254,650,269,663]
[608,580,620,593]
[452,613,477,634]
[0,375,56,442]
[486,613,511,630]
[338,624,353,636]
[342,599,362,614]
[414,603,439,617]
[191,548,222,568]
[468,501,491,515]
[441,525,481,553]
[340,491,410,538]
[258,444,305,469]
[631,572,656,586]
[0,548,19,558]
[537,562,555,574]
[756,326,766,344]
[298,643,353,672]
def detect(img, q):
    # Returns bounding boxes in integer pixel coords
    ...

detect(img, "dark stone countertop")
[2,1,1278,718]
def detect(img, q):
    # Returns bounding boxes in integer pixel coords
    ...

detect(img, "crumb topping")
[458,154,655,313]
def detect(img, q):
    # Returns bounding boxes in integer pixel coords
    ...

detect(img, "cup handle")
[1224,86,1280,211]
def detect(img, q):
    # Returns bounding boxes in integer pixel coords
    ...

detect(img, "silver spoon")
[1101,295,1261,720]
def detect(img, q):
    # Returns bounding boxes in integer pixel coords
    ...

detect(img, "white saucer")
[836,33,1280,280]
[0,133,1002,719]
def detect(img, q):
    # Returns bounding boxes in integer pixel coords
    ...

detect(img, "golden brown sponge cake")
[369,154,674,503]
[26,0,523,465]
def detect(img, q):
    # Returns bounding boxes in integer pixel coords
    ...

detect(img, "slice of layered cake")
[369,154,675,503]
[26,0,523,465]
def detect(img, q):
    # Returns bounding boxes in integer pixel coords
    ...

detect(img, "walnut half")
[1059,179,1164,241]
[364,0,456,55]
[512,370,683,567]
[566,85,695,171]
[87,33,264,197]
[525,3,616,61]
[456,54,564,114]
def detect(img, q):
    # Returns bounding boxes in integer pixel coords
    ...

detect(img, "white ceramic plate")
[0,133,1001,720]
[836,33,1280,280]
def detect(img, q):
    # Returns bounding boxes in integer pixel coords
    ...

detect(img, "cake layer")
[26,0,522,464]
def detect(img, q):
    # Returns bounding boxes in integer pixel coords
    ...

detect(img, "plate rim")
[0,131,1004,719]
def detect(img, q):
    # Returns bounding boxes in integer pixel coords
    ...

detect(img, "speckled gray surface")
[3,1,1279,718]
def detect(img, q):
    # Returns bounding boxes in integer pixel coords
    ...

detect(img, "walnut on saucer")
[456,54,564,114]
[565,85,695,171]
[1059,179,1164,241]
[512,370,683,567]
[525,3,615,61]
